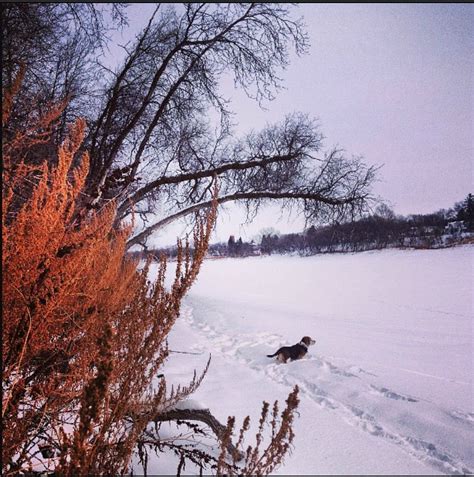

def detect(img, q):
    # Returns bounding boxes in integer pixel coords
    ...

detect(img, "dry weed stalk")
[2,87,216,475]
[216,385,300,476]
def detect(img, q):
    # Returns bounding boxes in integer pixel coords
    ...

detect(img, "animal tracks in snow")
[448,409,474,427]
[180,303,474,475]
[369,385,419,402]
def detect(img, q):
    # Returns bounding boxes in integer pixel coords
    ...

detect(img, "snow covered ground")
[135,246,473,475]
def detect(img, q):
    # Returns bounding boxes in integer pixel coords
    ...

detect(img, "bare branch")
[126,184,374,250]
[150,408,243,460]
[117,152,305,219]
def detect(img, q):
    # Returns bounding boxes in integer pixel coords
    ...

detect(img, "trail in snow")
[140,247,473,475]
[179,302,473,475]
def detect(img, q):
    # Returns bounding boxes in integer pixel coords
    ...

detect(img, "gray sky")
[110,3,473,246]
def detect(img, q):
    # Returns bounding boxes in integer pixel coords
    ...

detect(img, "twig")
[169,349,204,356]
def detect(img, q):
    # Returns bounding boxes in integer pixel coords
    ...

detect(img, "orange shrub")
[2,92,215,474]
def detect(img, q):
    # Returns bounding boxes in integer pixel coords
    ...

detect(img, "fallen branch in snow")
[152,408,244,461]
[132,386,300,475]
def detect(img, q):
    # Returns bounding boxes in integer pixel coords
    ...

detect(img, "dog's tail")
[267,352,278,358]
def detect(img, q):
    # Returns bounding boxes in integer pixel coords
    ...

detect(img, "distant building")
[445,221,466,235]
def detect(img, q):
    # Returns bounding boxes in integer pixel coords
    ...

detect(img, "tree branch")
[126,190,368,249]
[117,153,302,219]
[88,6,160,172]
[151,407,243,460]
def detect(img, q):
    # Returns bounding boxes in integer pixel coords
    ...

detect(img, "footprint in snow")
[448,409,474,427]
[370,384,418,402]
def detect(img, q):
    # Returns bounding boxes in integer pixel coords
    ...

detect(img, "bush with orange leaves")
[2,81,215,473]
[2,77,299,476]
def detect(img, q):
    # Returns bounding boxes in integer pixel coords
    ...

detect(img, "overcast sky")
[109,3,473,246]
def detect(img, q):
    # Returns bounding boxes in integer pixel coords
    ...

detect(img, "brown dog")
[267,336,315,363]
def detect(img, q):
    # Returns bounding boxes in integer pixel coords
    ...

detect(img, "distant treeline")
[130,194,474,261]
[260,195,474,255]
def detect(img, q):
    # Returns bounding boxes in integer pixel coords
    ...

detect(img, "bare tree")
[3,3,377,248]
[77,3,376,248]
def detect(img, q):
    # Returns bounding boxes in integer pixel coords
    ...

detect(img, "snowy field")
[135,246,473,475]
